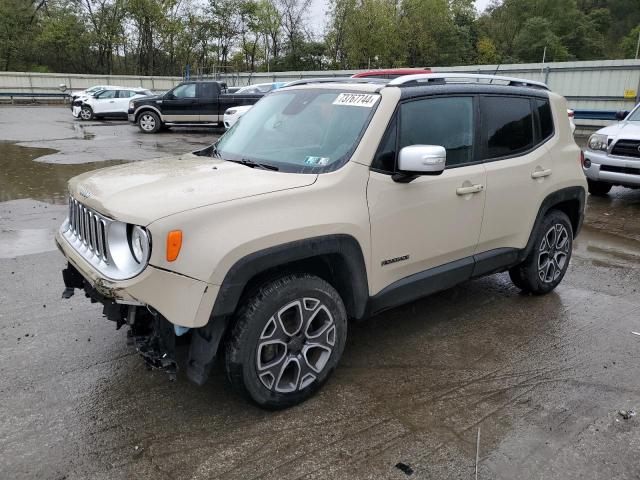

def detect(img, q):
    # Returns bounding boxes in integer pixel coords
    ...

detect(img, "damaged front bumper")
[57,232,227,386]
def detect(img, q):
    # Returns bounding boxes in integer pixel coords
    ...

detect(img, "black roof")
[397,82,550,100]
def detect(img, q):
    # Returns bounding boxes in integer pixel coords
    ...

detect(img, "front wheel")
[79,106,93,121]
[225,273,347,409]
[137,111,161,133]
[509,210,573,295]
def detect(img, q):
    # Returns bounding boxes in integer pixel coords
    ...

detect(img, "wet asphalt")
[1,107,639,480]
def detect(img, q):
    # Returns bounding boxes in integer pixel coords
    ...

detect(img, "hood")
[133,94,162,105]
[596,121,640,139]
[68,153,317,225]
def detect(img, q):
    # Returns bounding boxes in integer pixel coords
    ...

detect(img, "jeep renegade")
[57,74,587,409]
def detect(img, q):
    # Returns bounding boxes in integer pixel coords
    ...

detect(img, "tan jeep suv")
[57,74,587,409]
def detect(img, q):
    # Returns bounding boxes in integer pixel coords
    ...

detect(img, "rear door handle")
[531,168,552,179]
[456,184,484,195]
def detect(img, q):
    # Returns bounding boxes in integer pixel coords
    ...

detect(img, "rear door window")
[481,96,534,159]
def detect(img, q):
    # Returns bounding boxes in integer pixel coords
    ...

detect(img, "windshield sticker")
[333,93,380,108]
[304,156,330,166]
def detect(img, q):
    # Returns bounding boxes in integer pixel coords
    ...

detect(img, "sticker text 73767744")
[333,93,380,108]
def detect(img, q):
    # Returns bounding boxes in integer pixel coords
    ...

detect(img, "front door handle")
[456,184,484,195]
[531,168,552,179]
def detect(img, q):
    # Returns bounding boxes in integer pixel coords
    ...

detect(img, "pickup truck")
[127,80,262,133]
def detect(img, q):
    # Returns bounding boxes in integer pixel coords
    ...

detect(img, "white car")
[223,105,253,129]
[69,85,125,104]
[235,82,286,94]
[568,109,576,132]
[73,87,153,120]
[223,82,287,128]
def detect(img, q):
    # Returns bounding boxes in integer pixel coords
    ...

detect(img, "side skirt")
[366,248,520,317]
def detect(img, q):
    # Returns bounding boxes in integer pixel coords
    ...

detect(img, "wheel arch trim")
[134,105,163,121]
[210,234,370,321]
[520,186,585,262]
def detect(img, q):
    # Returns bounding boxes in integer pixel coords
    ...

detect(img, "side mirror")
[165,92,175,100]
[615,110,629,121]
[394,145,446,183]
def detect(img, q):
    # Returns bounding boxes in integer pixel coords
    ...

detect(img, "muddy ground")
[0,107,639,480]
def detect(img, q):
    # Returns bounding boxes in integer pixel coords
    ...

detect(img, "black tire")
[137,111,161,133]
[225,273,347,409]
[509,210,573,295]
[587,179,612,196]
[79,106,93,121]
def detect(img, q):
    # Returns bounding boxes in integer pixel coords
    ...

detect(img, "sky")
[308,0,494,36]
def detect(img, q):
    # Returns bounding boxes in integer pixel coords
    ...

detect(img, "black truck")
[127,80,262,133]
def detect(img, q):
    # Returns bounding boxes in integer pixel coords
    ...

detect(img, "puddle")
[574,226,640,267]
[0,142,126,205]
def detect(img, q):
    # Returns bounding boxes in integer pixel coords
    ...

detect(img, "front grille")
[601,165,640,176]
[611,139,640,158]
[68,197,109,261]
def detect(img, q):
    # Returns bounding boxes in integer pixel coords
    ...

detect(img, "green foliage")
[0,0,639,74]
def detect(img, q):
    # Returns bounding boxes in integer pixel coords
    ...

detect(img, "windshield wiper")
[230,158,279,171]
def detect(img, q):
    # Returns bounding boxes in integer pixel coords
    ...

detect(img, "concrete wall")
[2,59,640,126]
[0,71,181,95]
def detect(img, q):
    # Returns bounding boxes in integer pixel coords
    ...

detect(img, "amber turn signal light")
[166,230,182,262]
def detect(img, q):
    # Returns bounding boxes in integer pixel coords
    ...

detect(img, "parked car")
[223,105,253,129]
[127,80,263,133]
[69,85,126,109]
[568,109,576,132]
[57,73,586,409]
[234,82,286,94]
[73,87,153,120]
[223,83,287,128]
[582,106,640,195]
[69,85,123,102]
[351,68,432,79]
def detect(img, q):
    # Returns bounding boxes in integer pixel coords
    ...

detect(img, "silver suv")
[57,74,587,409]
[583,105,640,195]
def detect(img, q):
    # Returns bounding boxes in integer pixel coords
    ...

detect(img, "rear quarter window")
[535,98,554,141]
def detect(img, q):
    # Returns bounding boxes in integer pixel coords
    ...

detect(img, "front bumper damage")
[62,263,179,378]
[61,262,228,385]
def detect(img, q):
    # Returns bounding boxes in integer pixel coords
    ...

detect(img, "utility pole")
[635,30,640,59]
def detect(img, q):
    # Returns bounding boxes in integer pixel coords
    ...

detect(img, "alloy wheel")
[537,224,570,283]
[256,298,336,393]
[139,114,156,131]
[80,108,92,120]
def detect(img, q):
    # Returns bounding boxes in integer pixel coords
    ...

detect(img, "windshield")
[626,106,640,122]
[216,89,379,173]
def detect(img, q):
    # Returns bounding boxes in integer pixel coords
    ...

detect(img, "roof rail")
[387,73,549,90]
[283,77,387,87]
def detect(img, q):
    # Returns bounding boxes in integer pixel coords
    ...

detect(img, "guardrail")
[573,110,621,121]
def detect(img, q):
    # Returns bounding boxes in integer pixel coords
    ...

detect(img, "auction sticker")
[333,93,380,107]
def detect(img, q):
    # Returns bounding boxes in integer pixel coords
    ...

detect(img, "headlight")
[129,101,134,109]
[588,134,608,151]
[130,226,150,264]
[226,109,237,115]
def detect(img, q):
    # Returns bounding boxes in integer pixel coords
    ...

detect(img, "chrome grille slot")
[66,197,110,262]
[62,195,149,281]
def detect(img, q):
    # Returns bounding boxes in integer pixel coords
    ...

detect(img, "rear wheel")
[225,273,347,409]
[138,111,161,133]
[79,106,93,121]
[509,210,573,295]
[587,179,612,196]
